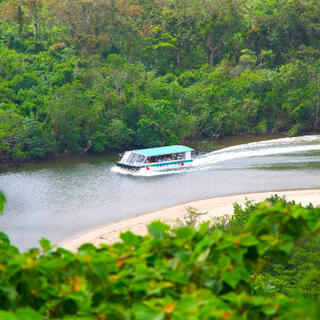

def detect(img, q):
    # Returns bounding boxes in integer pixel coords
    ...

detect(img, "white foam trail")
[194,144,320,166]
[196,135,320,157]
[112,135,320,176]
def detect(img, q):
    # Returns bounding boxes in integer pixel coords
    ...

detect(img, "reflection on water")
[0,135,320,250]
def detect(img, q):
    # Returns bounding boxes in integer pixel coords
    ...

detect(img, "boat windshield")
[120,151,131,163]
[127,153,146,165]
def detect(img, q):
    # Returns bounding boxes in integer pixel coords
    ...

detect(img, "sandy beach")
[60,189,320,251]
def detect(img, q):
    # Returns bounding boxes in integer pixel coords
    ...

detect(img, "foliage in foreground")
[1,196,320,319]
[211,195,320,300]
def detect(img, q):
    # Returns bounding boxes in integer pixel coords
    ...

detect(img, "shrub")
[0,198,320,319]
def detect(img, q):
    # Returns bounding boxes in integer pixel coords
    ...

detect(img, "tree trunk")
[18,5,23,34]
[176,47,184,68]
[208,47,214,70]
[313,96,319,132]
[215,111,222,135]
[32,0,38,38]
[176,51,181,68]
[177,97,182,114]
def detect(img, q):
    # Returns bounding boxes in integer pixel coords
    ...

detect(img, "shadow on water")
[0,153,119,174]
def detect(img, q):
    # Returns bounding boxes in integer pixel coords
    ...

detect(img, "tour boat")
[116,145,194,172]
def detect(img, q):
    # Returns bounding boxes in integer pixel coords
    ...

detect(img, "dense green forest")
[1,192,320,319]
[0,0,320,163]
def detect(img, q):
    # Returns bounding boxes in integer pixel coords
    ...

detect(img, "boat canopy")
[137,145,193,157]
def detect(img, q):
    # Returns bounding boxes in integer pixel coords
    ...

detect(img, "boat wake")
[112,135,320,176]
[194,135,320,166]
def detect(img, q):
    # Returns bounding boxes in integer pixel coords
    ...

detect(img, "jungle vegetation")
[1,192,320,319]
[0,0,320,163]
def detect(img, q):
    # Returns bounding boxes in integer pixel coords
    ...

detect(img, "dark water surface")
[1,135,320,250]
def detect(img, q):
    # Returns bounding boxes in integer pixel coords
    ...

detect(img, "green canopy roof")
[137,145,193,157]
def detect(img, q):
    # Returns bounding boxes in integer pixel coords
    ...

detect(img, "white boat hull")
[116,159,193,172]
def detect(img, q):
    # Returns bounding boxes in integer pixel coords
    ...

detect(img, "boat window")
[127,153,145,165]
[177,153,185,160]
[127,153,135,164]
[136,154,146,164]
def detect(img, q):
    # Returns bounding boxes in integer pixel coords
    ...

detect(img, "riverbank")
[60,189,320,251]
[0,133,287,172]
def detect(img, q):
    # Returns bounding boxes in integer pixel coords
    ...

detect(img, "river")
[1,135,320,251]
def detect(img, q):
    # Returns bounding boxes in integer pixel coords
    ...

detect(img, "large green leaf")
[147,221,170,240]
[0,191,6,214]
[120,231,141,247]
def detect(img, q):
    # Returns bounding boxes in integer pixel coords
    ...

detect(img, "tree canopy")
[0,0,320,163]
